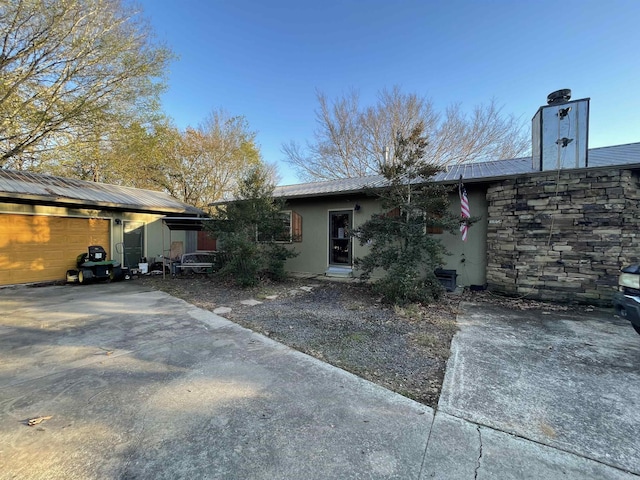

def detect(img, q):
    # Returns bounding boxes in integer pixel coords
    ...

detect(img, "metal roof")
[0,169,203,215]
[273,142,640,200]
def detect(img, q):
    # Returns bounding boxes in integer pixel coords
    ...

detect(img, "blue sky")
[137,0,640,185]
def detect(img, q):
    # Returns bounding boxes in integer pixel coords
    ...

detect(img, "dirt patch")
[139,275,460,407]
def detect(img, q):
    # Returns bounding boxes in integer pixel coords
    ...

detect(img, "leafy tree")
[353,122,462,305]
[39,109,265,211]
[282,86,529,181]
[0,0,173,168]
[103,119,182,190]
[208,165,296,287]
[38,118,177,184]
[157,111,263,209]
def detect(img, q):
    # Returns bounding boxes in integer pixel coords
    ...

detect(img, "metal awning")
[161,216,215,279]
[161,216,212,231]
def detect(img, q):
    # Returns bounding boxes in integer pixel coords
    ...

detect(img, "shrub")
[207,165,297,287]
[353,123,460,305]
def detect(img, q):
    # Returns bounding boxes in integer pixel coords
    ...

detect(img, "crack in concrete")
[119,409,148,479]
[440,411,640,478]
[474,425,483,479]
[418,410,437,479]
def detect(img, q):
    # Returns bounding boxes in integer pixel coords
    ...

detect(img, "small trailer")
[66,246,131,284]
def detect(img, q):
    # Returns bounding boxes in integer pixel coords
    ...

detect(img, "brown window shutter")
[427,212,443,234]
[197,230,217,250]
[385,207,401,218]
[292,211,302,242]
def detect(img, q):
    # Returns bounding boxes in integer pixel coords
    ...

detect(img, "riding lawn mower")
[66,246,131,284]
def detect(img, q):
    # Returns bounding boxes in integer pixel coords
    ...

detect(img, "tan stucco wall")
[283,185,489,287]
[0,202,188,284]
[283,195,380,275]
[438,187,488,287]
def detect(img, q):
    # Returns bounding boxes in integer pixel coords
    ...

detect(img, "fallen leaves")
[26,415,52,426]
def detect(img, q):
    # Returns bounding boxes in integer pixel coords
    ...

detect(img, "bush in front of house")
[207,165,297,287]
[353,123,462,305]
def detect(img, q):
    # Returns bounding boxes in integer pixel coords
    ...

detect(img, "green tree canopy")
[160,111,263,209]
[208,164,296,286]
[0,0,173,169]
[39,109,264,211]
[353,122,462,305]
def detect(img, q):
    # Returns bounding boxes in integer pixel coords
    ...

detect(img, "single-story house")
[0,169,209,286]
[270,95,640,305]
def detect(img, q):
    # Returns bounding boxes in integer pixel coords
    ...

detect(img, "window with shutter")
[258,211,301,243]
[275,211,292,242]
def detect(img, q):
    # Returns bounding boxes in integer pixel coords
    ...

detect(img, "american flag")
[459,178,470,242]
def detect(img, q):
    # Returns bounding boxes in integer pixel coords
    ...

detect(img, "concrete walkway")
[0,284,638,479]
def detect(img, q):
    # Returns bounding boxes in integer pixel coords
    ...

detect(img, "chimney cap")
[547,89,572,105]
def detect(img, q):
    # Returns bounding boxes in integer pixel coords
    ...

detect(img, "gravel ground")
[138,275,460,407]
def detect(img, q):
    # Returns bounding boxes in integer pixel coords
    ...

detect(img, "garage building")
[0,169,204,286]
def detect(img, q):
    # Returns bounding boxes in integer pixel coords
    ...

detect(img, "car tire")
[615,304,627,318]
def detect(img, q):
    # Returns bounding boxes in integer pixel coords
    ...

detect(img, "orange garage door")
[0,214,110,286]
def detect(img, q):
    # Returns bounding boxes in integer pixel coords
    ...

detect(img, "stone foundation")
[486,169,640,305]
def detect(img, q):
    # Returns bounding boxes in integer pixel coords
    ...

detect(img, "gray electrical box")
[532,96,590,171]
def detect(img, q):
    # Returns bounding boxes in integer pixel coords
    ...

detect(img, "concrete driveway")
[0,284,638,479]
[437,301,640,477]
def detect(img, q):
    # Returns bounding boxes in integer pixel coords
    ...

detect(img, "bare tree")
[360,87,440,171]
[0,0,173,168]
[427,101,530,166]
[282,89,368,180]
[282,86,530,181]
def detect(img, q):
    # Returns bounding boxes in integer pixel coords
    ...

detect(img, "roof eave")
[278,162,640,200]
[274,188,381,201]
[0,192,202,216]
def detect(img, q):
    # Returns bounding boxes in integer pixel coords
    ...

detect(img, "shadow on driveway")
[0,283,431,479]
[2,284,638,479]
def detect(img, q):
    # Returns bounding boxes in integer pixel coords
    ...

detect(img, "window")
[258,211,302,243]
[384,207,442,234]
[274,211,293,243]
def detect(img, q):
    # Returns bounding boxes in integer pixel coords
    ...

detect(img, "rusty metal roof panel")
[0,169,203,215]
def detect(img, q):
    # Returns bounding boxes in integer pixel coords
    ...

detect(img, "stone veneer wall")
[486,168,640,305]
